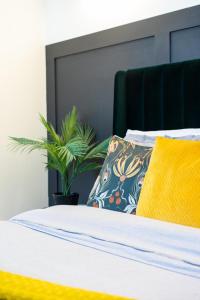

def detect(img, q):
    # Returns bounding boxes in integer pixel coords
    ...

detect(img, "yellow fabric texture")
[136,137,200,228]
[0,270,131,300]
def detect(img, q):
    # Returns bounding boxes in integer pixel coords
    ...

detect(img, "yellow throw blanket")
[0,270,132,300]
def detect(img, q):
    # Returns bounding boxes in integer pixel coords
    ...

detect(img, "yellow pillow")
[136,137,200,228]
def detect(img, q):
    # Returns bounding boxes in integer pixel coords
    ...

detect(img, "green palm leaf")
[76,123,95,146]
[85,137,110,159]
[61,106,78,144]
[39,114,61,144]
[9,137,45,153]
[57,138,88,160]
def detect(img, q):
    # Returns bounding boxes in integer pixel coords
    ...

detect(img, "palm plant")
[9,107,110,196]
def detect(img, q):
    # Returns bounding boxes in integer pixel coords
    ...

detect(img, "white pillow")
[126,128,200,138]
[125,133,200,146]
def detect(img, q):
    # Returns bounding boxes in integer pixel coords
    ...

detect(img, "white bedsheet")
[0,206,200,299]
[11,205,200,278]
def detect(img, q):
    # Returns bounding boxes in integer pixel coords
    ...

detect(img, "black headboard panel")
[113,59,200,137]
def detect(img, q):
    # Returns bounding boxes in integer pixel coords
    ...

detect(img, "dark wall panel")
[56,37,155,140]
[55,37,155,201]
[46,5,200,205]
[170,26,200,62]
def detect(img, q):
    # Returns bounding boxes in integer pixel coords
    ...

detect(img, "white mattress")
[0,207,200,300]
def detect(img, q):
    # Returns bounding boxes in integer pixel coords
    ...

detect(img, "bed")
[1,59,200,300]
[1,205,200,300]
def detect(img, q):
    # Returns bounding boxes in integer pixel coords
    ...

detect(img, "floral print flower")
[109,196,114,203]
[108,140,118,154]
[113,156,141,182]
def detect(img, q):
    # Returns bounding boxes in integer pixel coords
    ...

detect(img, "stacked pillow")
[87,136,152,214]
[125,128,200,138]
[87,129,200,228]
[136,137,200,228]
[125,129,200,145]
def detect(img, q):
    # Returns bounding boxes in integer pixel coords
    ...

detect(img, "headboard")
[113,59,200,137]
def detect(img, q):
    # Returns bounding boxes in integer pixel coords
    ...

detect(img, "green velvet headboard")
[113,59,200,137]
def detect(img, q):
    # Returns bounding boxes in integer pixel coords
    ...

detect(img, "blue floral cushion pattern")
[87,136,152,214]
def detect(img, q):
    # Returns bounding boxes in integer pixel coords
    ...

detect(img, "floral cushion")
[87,136,152,214]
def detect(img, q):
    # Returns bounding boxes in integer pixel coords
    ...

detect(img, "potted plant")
[10,106,110,205]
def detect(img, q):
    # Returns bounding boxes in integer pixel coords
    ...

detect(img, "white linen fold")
[11,205,200,278]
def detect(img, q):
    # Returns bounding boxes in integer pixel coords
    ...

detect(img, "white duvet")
[0,205,200,300]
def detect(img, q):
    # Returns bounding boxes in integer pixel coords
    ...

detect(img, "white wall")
[0,0,48,219]
[44,0,200,45]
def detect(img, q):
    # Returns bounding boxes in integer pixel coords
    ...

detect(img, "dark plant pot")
[52,192,79,206]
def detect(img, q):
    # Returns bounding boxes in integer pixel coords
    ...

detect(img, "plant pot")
[52,192,79,206]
